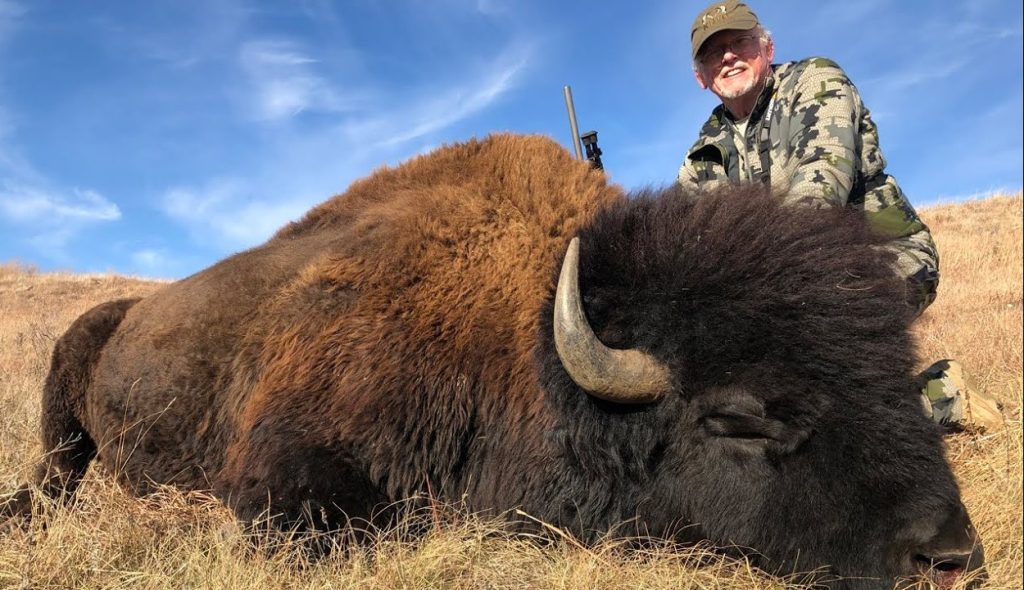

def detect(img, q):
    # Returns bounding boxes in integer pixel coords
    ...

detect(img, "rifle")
[562,85,604,170]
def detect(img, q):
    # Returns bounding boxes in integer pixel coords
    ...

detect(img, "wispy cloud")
[387,55,526,146]
[153,35,533,252]
[921,11,1023,51]
[342,44,531,149]
[239,39,366,121]
[2,1,538,274]
[25,227,77,265]
[860,58,969,95]
[129,248,177,277]
[0,141,121,266]
[0,183,120,222]
[0,0,124,267]
[236,32,529,133]
[0,136,46,185]
[161,179,308,247]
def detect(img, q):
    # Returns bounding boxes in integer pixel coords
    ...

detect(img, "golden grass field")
[0,193,1021,590]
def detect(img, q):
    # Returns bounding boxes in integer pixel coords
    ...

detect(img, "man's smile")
[723,67,745,78]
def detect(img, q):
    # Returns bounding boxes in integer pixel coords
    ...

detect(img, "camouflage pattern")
[918,359,1005,431]
[679,57,940,316]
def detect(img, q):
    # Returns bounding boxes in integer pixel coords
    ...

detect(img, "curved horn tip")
[553,237,672,404]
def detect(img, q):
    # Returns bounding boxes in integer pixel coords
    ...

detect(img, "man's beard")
[716,69,758,99]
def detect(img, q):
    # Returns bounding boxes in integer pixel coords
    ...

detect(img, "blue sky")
[1,0,1021,278]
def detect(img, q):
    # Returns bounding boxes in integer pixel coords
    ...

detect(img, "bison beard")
[15,134,982,589]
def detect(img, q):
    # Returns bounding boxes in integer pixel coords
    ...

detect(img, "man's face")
[694,28,774,102]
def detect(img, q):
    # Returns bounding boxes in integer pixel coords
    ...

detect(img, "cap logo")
[700,5,729,30]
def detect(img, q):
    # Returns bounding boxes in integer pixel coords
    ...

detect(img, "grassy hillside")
[1,194,1021,590]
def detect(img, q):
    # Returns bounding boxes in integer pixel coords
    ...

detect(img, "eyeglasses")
[698,34,761,65]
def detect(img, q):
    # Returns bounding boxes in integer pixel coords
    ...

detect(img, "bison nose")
[913,548,985,589]
[910,504,985,589]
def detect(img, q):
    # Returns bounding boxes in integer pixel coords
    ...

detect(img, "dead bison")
[20,134,982,588]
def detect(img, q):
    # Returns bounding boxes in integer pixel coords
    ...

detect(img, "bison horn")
[553,237,671,404]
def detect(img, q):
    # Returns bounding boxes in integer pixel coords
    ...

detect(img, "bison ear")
[701,404,811,455]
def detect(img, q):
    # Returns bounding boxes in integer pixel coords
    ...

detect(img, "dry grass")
[0,194,1021,590]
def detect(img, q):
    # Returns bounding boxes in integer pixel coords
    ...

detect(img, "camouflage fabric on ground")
[918,359,1005,431]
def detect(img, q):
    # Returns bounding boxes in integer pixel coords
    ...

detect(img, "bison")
[11,134,982,588]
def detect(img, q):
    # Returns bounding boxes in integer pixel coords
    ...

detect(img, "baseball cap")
[691,0,761,60]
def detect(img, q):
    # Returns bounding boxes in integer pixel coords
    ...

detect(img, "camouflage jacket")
[678,57,939,315]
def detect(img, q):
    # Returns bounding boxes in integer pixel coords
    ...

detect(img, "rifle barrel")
[562,85,584,160]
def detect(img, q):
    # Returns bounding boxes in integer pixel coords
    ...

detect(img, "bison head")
[540,185,983,589]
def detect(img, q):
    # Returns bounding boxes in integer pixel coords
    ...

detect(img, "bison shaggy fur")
[17,134,981,589]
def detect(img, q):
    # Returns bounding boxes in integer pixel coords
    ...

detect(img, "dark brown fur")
[19,134,980,588]
[32,135,618,527]
[36,298,141,495]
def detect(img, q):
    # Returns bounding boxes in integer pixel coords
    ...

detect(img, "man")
[678,0,1002,431]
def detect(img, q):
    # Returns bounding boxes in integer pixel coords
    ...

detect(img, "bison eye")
[701,410,809,455]
[702,411,779,440]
